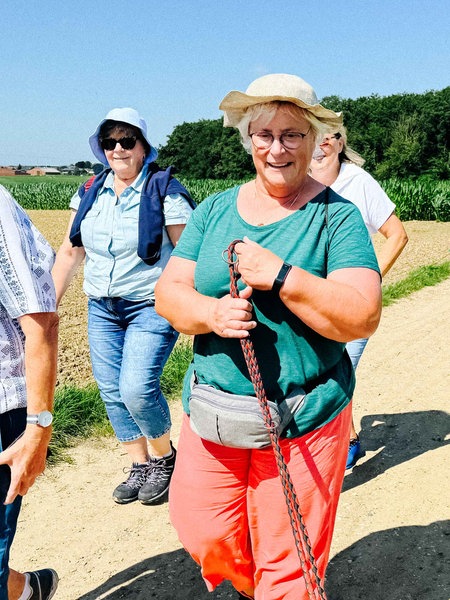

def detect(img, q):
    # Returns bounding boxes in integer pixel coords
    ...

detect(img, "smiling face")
[310,132,344,175]
[249,104,315,197]
[100,123,147,181]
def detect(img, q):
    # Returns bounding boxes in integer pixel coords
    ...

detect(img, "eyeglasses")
[100,137,138,151]
[320,133,342,144]
[249,128,311,150]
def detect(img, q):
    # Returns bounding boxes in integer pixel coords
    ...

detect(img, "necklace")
[254,181,306,226]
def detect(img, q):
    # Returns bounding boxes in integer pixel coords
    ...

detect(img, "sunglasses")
[100,137,138,151]
[320,133,342,144]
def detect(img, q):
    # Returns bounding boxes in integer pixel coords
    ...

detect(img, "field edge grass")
[49,337,193,461]
[382,261,450,306]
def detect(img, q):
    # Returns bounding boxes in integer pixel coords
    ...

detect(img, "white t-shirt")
[331,163,395,235]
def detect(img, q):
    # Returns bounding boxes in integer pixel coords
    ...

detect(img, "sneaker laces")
[146,454,175,483]
[120,463,149,489]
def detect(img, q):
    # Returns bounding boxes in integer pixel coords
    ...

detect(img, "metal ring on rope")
[224,239,328,600]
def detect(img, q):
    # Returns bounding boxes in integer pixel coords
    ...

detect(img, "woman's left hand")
[234,237,283,290]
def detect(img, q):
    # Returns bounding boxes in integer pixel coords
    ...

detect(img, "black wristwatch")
[272,262,292,294]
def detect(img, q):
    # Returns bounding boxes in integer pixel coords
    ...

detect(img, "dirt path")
[11,276,450,599]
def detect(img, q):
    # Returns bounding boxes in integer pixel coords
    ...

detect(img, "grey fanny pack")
[188,378,307,449]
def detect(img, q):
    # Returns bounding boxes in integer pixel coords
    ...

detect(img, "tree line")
[157,86,450,181]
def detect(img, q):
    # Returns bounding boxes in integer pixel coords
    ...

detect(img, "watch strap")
[26,411,53,427]
[272,262,292,294]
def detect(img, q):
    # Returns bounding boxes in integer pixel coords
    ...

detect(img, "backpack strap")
[83,175,97,192]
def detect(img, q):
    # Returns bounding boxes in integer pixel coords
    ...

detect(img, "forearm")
[376,232,408,277]
[155,280,217,335]
[376,214,408,277]
[279,267,381,342]
[1,312,60,502]
[155,256,256,339]
[52,246,85,307]
[23,313,59,413]
[52,210,85,306]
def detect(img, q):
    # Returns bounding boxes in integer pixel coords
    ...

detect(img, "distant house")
[59,165,79,175]
[27,167,61,176]
[0,166,16,176]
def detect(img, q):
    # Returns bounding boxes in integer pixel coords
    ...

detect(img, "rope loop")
[224,239,327,600]
[221,238,243,267]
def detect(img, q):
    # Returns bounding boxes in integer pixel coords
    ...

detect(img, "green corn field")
[380,178,450,221]
[0,177,82,209]
[1,175,449,221]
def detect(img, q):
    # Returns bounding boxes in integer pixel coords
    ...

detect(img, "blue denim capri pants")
[87,298,178,442]
[346,337,369,371]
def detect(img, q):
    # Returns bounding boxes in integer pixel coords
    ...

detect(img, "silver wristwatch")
[26,410,53,427]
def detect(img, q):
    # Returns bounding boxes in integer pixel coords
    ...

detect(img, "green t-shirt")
[172,186,380,437]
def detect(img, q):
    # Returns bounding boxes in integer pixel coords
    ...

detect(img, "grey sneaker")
[138,444,176,505]
[113,462,149,504]
[26,569,59,600]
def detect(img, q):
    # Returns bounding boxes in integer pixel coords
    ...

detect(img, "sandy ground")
[9,216,450,599]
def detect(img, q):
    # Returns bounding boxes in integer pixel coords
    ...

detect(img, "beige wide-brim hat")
[219,73,342,128]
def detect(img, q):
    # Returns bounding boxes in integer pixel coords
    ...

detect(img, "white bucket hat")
[89,107,158,166]
[219,73,342,128]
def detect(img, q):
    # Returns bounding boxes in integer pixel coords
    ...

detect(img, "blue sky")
[1,0,449,166]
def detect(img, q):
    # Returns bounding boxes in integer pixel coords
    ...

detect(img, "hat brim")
[219,91,342,128]
[89,118,158,166]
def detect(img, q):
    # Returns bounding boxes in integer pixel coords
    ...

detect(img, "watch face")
[37,411,53,427]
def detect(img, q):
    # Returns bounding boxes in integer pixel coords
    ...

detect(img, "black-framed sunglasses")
[320,133,342,144]
[100,137,138,151]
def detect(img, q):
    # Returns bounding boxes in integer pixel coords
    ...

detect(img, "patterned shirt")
[0,185,56,413]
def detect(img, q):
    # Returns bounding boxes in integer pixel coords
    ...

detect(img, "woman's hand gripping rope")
[205,240,256,339]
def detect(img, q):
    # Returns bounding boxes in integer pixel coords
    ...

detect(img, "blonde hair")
[333,124,365,167]
[235,102,328,154]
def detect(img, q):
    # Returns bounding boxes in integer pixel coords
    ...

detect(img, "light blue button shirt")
[70,166,193,301]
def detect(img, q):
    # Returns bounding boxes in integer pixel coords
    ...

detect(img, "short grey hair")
[234,101,328,154]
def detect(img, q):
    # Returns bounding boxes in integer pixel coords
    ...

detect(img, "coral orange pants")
[169,403,351,599]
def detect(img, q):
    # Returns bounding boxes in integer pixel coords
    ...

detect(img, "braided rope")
[226,240,327,600]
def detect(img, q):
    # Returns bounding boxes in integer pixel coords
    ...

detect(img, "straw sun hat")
[219,73,342,128]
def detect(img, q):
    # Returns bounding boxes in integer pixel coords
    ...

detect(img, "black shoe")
[26,569,59,600]
[138,443,176,505]
[113,462,149,504]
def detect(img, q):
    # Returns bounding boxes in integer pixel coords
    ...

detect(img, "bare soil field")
[28,212,450,391]
[11,214,450,599]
